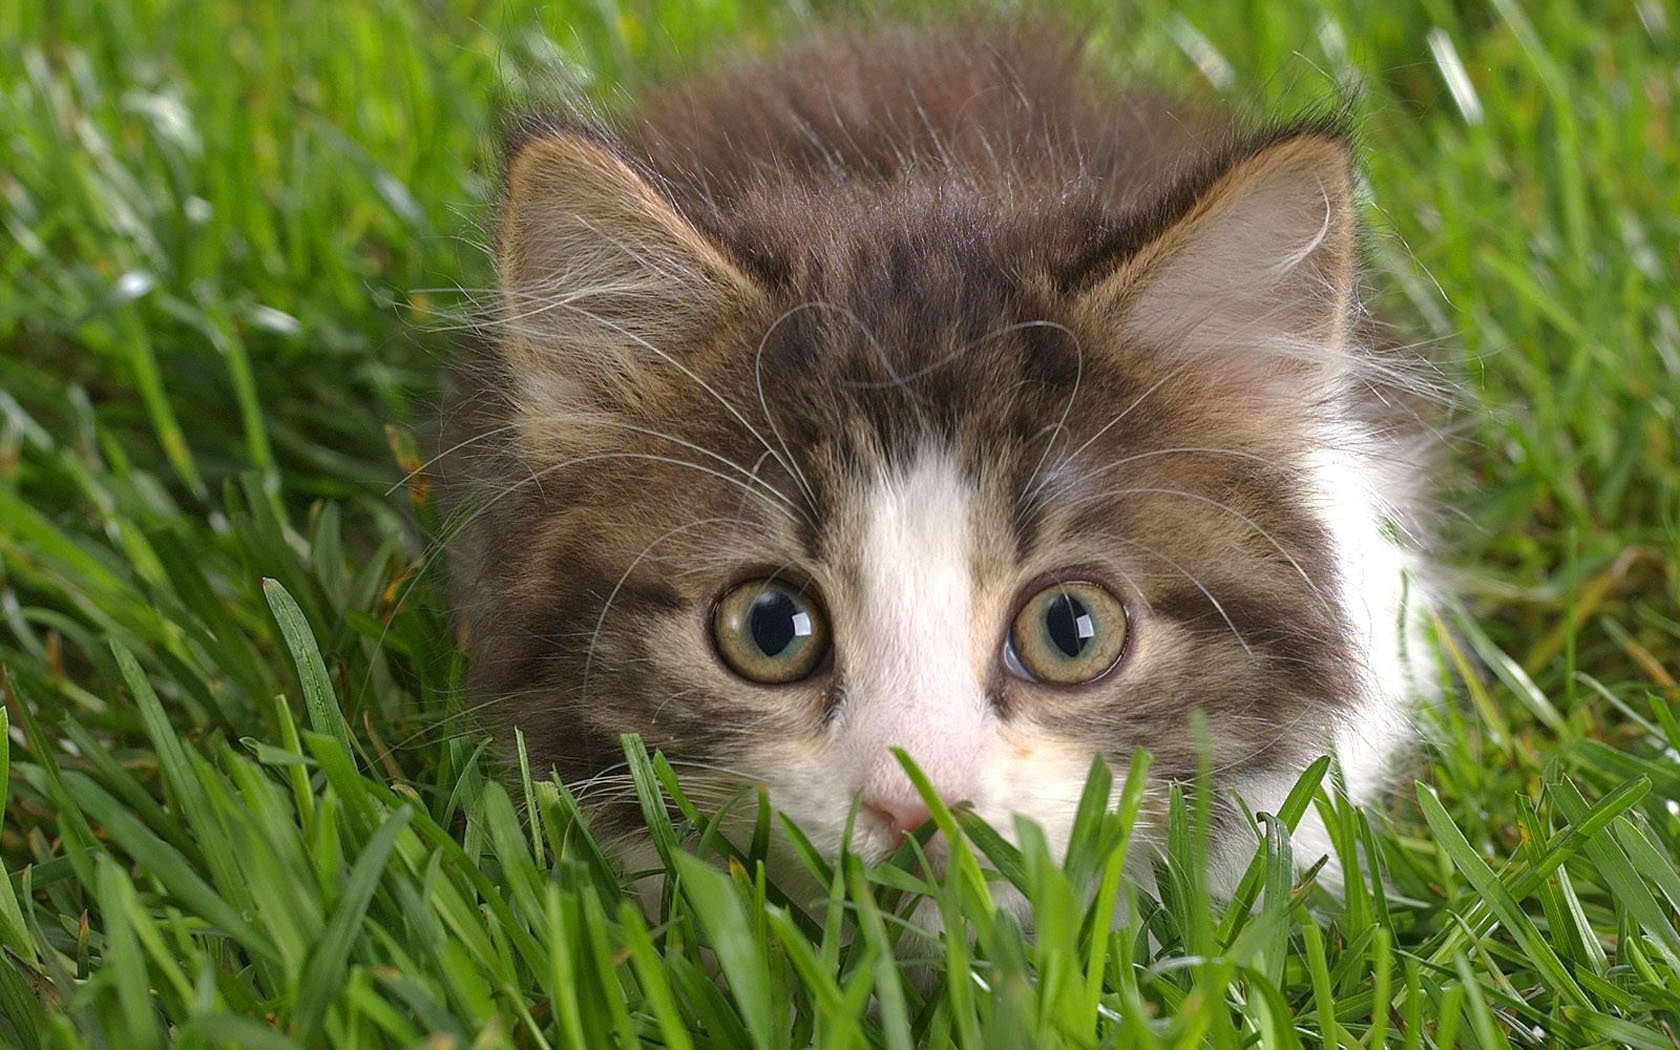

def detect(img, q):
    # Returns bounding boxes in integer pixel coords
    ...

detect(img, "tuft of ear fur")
[495,130,762,413]
[1077,131,1358,401]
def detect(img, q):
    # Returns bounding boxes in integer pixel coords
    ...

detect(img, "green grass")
[2,0,1678,1046]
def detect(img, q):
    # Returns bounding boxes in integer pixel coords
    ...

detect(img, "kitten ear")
[1077,131,1358,398]
[495,129,762,408]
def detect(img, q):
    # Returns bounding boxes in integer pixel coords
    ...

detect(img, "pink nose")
[862,796,934,840]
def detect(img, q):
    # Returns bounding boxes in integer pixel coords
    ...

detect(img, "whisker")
[1062,484,1329,606]
[750,302,844,505]
[1023,369,1179,509]
[383,421,521,497]
[494,278,810,500]
[524,414,811,522]
[1017,320,1085,507]
[580,518,747,699]
[1106,534,1254,657]
[838,318,1080,389]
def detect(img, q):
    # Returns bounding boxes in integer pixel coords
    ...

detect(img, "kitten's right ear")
[495,129,762,410]
[1070,129,1359,406]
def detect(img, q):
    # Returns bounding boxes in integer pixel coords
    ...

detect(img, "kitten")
[440,22,1436,901]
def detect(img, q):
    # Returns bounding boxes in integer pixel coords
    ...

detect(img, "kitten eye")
[1005,580,1128,685]
[713,579,831,684]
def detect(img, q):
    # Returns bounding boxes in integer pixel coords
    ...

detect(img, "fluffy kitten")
[440,23,1435,899]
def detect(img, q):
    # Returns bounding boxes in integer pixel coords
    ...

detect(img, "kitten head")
[443,102,1410,882]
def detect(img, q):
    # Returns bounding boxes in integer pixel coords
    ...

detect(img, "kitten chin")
[438,20,1441,906]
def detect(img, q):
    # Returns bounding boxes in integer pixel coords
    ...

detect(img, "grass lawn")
[2,0,1678,1046]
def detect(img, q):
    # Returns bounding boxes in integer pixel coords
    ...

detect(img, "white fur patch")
[1309,428,1429,798]
[1219,414,1430,894]
[842,450,990,813]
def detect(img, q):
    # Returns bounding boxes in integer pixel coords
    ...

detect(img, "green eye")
[1005,581,1128,685]
[713,579,831,684]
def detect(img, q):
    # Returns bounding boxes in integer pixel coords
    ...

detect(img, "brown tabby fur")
[438,21,1431,851]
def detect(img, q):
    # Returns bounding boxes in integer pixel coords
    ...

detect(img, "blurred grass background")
[1,0,1677,1046]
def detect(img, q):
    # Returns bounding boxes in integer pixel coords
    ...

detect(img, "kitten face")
[443,27,1430,893]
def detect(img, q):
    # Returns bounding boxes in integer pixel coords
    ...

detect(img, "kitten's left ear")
[1075,130,1358,397]
[495,128,765,412]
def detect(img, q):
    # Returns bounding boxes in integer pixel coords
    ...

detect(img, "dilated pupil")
[749,591,804,657]
[1044,592,1095,658]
